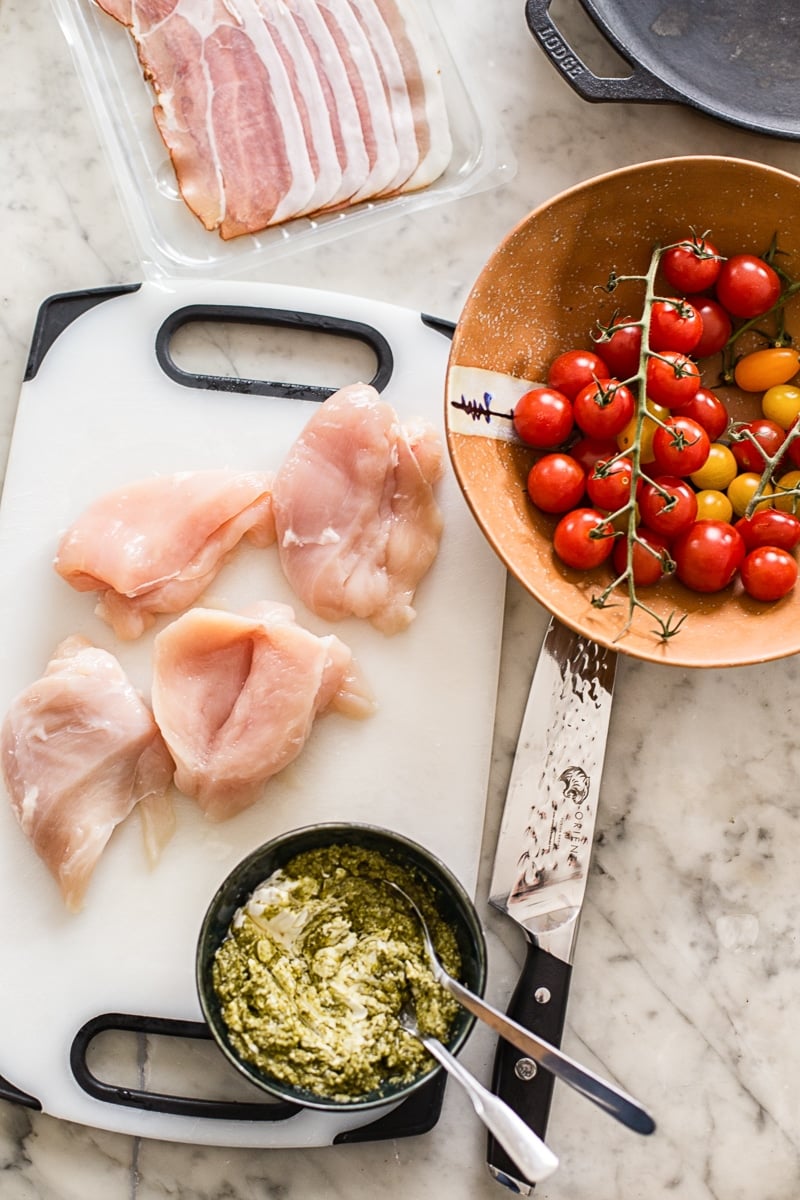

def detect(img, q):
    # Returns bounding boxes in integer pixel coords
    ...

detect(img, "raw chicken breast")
[151,602,374,820]
[1,636,175,912]
[54,470,275,640]
[272,382,444,633]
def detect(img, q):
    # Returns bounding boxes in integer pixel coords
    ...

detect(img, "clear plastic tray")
[51,0,515,279]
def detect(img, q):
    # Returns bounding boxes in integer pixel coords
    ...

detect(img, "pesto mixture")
[212,844,463,1101]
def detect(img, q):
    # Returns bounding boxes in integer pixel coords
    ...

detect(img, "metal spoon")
[386,880,656,1136]
[398,999,559,1184]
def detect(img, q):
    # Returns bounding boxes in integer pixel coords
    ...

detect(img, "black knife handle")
[488,938,572,1187]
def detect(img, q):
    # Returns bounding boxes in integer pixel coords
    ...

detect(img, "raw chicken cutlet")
[1,636,175,912]
[54,469,275,640]
[93,0,452,239]
[151,601,374,820]
[272,381,444,633]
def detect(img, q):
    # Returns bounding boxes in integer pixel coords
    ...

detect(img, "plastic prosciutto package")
[51,0,514,278]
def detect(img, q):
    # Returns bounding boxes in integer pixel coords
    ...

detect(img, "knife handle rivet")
[514,1057,538,1081]
[534,987,551,1005]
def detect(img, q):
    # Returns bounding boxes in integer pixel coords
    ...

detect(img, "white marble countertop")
[2,1,800,1197]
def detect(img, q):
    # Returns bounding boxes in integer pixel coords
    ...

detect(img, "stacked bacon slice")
[94,0,453,239]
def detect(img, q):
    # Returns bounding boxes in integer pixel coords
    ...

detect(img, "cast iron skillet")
[526,0,800,140]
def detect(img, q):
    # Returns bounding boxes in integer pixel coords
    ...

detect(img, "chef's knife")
[487,617,619,1193]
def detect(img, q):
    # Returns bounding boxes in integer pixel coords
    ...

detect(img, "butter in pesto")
[212,844,463,1101]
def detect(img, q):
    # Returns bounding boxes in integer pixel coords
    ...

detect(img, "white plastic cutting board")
[0,280,505,1146]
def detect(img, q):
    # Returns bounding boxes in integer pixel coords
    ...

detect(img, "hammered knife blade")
[487,617,619,1193]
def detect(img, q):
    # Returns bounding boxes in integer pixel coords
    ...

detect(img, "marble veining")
[2,0,800,1196]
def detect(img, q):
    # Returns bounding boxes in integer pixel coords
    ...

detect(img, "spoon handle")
[421,1036,558,1184]
[445,976,656,1136]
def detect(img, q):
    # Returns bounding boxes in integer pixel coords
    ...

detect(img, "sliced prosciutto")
[92,0,452,238]
[151,602,374,820]
[54,469,275,640]
[272,382,444,634]
[1,637,175,912]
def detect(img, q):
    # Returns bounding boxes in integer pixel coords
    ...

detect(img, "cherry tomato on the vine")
[595,318,642,380]
[730,418,786,473]
[691,297,733,358]
[513,387,574,448]
[689,443,738,491]
[661,236,722,294]
[646,351,701,409]
[734,347,800,392]
[552,507,616,570]
[740,546,798,601]
[611,527,672,586]
[695,489,734,523]
[775,470,800,513]
[716,254,781,319]
[573,379,635,439]
[526,453,586,514]
[586,455,635,511]
[727,472,774,517]
[547,349,610,399]
[652,415,711,476]
[671,386,729,441]
[570,436,620,473]
[639,475,698,539]
[735,509,800,552]
[672,520,745,593]
[649,299,703,354]
[762,384,800,431]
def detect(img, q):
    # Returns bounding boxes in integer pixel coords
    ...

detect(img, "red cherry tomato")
[740,546,798,601]
[652,416,711,476]
[547,349,610,400]
[670,386,729,441]
[692,298,733,358]
[595,319,642,380]
[612,527,672,586]
[735,509,800,552]
[649,298,703,354]
[526,453,586,514]
[672,520,745,592]
[661,236,722,293]
[553,508,616,569]
[730,418,786,473]
[639,476,698,539]
[646,351,701,409]
[570,436,620,474]
[716,254,781,319]
[513,387,574,448]
[573,379,635,439]
[586,455,635,511]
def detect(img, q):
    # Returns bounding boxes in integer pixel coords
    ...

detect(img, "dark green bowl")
[196,822,487,1112]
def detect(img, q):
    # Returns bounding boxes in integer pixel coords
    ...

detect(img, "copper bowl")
[446,155,800,668]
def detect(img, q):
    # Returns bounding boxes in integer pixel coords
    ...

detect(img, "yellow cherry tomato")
[689,443,738,491]
[774,469,800,514]
[727,472,774,516]
[734,347,800,392]
[617,401,668,458]
[762,384,800,430]
[694,489,734,523]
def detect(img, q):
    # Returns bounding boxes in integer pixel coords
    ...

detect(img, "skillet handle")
[524,0,681,104]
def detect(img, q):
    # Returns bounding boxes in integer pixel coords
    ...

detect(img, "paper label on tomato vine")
[446,366,542,441]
